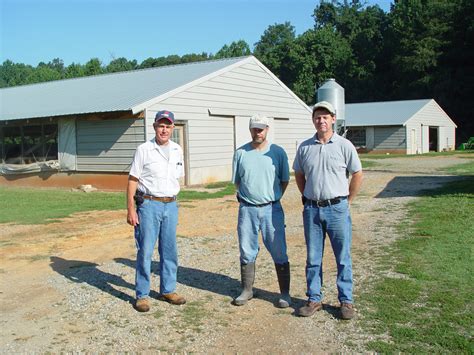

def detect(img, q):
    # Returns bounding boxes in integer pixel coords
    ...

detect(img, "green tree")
[84,58,103,76]
[47,58,65,75]
[313,0,388,101]
[27,64,62,84]
[180,52,211,63]
[106,57,137,73]
[254,22,296,83]
[386,0,454,97]
[138,57,163,68]
[292,27,352,103]
[0,60,34,87]
[431,0,474,143]
[163,55,182,66]
[215,40,251,59]
[65,63,85,78]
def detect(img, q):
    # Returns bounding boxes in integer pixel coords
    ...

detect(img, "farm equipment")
[458,137,474,150]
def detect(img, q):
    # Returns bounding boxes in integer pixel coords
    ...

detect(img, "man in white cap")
[127,110,186,312]
[293,101,363,320]
[232,114,291,308]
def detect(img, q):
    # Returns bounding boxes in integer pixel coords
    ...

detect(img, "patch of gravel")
[1,155,469,353]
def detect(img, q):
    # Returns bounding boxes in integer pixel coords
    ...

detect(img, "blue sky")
[1,0,392,67]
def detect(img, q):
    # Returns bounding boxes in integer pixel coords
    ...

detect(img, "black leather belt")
[237,195,275,207]
[241,201,274,207]
[307,196,347,207]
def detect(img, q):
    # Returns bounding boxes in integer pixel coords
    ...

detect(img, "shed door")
[171,124,184,147]
[171,124,188,185]
[411,129,417,154]
[234,116,250,150]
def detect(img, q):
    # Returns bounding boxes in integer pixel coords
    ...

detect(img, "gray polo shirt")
[293,133,362,200]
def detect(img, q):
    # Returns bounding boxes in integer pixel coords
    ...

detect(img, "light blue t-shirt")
[232,142,290,205]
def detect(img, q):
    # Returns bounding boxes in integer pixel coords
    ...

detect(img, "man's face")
[312,109,336,134]
[250,127,268,144]
[154,118,174,145]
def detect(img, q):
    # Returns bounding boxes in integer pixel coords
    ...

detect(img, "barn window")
[346,128,366,148]
[0,123,58,164]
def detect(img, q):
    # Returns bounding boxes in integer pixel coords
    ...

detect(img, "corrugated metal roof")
[0,56,249,121]
[345,99,432,126]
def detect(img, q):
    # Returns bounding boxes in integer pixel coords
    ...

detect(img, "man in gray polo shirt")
[293,101,363,320]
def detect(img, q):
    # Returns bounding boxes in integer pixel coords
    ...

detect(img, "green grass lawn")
[0,186,125,224]
[358,171,474,352]
[439,159,474,175]
[360,151,474,171]
[360,159,379,169]
[0,182,235,225]
[359,150,474,160]
[179,182,235,201]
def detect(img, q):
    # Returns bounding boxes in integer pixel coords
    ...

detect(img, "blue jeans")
[134,199,179,299]
[237,201,288,264]
[303,198,353,303]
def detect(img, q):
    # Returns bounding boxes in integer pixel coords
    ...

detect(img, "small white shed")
[345,99,457,154]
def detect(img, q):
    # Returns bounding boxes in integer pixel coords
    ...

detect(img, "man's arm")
[348,170,363,204]
[127,175,139,226]
[294,171,306,195]
[279,148,290,197]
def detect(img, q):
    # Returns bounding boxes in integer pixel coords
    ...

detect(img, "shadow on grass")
[375,175,473,198]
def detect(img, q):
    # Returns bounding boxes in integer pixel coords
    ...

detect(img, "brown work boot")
[160,292,186,305]
[298,301,322,317]
[135,298,150,312]
[340,302,355,320]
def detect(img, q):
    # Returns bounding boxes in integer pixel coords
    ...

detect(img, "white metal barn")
[0,56,313,189]
[345,99,457,154]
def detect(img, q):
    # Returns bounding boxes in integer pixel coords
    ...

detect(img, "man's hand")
[294,171,306,195]
[127,209,139,226]
[126,176,140,227]
[301,195,307,205]
[348,170,363,204]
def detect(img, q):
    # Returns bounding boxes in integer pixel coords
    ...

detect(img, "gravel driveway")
[0,155,468,352]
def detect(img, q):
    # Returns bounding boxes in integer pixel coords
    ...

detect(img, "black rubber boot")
[232,262,255,306]
[275,262,291,308]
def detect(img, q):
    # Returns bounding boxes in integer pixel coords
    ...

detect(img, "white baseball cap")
[249,114,269,129]
[312,101,336,115]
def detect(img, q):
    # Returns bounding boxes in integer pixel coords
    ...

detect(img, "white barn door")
[411,129,417,154]
[234,116,250,150]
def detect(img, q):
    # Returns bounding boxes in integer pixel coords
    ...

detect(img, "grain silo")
[316,78,346,135]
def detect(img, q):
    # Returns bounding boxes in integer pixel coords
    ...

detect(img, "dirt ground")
[0,155,468,352]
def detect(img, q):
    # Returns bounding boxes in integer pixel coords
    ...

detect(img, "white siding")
[76,118,145,172]
[422,125,429,153]
[58,118,77,170]
[365,127,375,149]
[439,126,456,151]
[147,60,312,184]
[373,126,406,150]
[405,100,457,153]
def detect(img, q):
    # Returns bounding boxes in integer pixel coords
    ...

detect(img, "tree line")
[1,0,472,143]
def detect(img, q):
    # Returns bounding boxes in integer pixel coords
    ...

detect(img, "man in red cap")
[127,110,186,312]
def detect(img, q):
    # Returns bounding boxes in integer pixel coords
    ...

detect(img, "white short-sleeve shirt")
[129,139,184,197]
